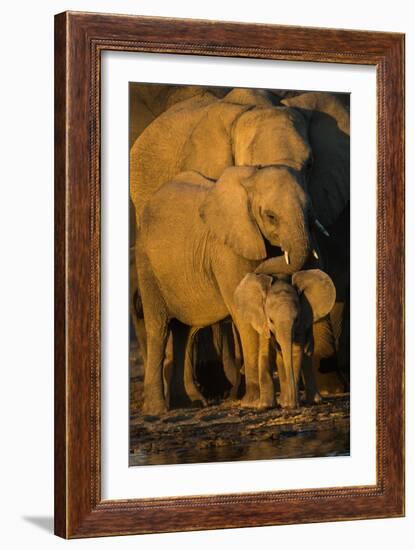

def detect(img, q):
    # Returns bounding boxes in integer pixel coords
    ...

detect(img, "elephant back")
[130,97,249,221]
[222,87,278,107]
[129,85,222,146]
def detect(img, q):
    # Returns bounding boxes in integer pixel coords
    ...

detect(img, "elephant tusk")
[312,249,319,260]
[315,219,330,237]
[284,251,290,265]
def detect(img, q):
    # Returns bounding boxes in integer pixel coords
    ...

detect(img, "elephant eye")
[265,211,277,224]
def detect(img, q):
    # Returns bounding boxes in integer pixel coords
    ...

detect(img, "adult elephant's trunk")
[278,323,299,409]
[255,229,310,276]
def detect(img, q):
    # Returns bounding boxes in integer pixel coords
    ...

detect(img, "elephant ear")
[181,102,250,180]
[281,92,350,227]
[292,269,336,322]
[234,273,273,336]
[199,166,267,260]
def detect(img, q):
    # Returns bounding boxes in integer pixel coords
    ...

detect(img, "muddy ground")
[129,344,350,467]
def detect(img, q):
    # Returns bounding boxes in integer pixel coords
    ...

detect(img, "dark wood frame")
[54,11,405,539]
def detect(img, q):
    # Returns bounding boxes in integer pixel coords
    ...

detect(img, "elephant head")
[234,269,336,408]
[228,91,349,233]
[199,165,312,273]
[131,88,349,236]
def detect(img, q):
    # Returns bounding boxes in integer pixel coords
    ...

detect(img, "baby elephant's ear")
[292,269,336,322]
[234,273,273,336]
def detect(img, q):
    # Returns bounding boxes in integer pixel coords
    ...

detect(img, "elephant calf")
[234,269,336,409]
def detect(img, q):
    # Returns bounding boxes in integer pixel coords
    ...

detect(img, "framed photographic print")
[54,11,405,538]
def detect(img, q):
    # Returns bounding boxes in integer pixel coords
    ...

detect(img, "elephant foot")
[277,396,287,409]
[257,398,275,411]
[241,393,260,408]
[241,382,260,408]
[226,383,241,402]
[277,393,287,408]
[226,393,239,403]
[142,398,168,416]
[277,395,299,410]
[309,392,323,405]
[189,396,208,408]
[187,388,207,408]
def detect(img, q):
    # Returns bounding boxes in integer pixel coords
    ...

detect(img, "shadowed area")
[22,516,53,533]
[128,83,350,465]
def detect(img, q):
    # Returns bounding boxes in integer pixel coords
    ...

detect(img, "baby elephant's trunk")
[278,323,300,409]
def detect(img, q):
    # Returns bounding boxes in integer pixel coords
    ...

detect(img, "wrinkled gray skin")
[131,88,350,274]
[131,87,349,406]
[234,270,336,409]
[136,166,312,415]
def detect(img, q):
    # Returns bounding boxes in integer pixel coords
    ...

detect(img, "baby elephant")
[234,269,336,410]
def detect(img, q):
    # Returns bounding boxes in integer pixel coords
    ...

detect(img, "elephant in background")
[136,165,313,414]
[233,269,336,409]
[183,320,242,407]
[309,304,347,395]
[131,87,349,233]
[129,84,230,147]
[310,204,350,393]
[129,85,228,347]
[130,85,350,404]
[130,87,347,275]
[129,85,235,403]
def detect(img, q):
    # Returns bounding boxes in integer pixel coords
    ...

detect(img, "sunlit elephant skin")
[129,84,230,148]
[130,88,350,411]
[131,87,349,335]
[234,269,336,409]
[136,166,312,415]
[131,88,349,232]
[131,240,239,408]
[309,303,346,396]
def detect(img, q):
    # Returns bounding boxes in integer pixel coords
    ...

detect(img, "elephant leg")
[258,335,275,409]
[223,347,241,400]
[134,313,147,367]
[312,356,345,396]
[130,246,147,366]
[162,331,174,408]
[276,350,288,408]
[215,321,241,400]
[232,322,243,373]
[184,327,207,406]
[302,355,322,404]
[228,323,243,398]
[215,272,259,406]
[292,343,305,403]
[236,321,260,407]
[276,347,303,408]
[143,323,169,415]
[136,247,169,415]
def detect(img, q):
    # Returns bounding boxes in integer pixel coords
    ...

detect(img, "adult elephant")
[131,87,350,399]
[130,87,349,240]
[137,165,313,415]
[129,84,230,147]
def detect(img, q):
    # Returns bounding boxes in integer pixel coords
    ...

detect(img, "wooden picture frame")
[54,11,405,538]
